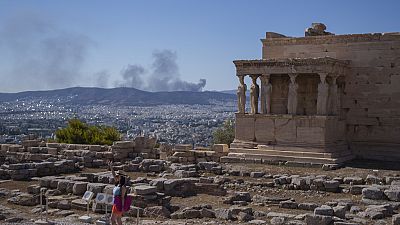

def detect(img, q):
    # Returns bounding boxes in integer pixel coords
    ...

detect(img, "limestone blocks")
[112,136,158,160]
[112,141,134,160]
[165,144,229,163]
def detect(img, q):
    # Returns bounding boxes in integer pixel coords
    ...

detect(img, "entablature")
[233,57,350,76]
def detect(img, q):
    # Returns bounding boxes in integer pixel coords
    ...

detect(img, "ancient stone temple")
[228,23,400,164]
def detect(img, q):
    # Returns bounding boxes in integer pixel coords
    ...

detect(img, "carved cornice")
[233,57,350,76]
[233,57,350,68]
[261,32,400,46]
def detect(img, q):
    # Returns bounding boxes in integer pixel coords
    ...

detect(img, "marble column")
[260,75,271,114]
[317,73,329,115]
[250,75,260,114]
[287,74,298,115]
[329,75,339,115]
[237,75,247,114]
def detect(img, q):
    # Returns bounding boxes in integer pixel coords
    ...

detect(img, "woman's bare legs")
[110,213,117,225]
[116,215,123,225]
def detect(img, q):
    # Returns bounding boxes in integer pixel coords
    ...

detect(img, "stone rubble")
[2,141,400,224]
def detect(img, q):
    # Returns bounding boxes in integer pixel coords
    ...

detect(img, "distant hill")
[219,90,237,95]
[0,87,236,106]
[220,89,249,97]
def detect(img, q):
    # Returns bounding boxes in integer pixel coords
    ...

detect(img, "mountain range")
[0,87,236,106]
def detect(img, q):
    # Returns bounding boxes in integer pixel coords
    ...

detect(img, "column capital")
[318,73,328,83]
[249,74,259,79]
[330,74,340,84]
[260,74,270,83]
[288,73,298,83]
[261,73,271,78]
[250,75,259,83]
[238,75,245,85]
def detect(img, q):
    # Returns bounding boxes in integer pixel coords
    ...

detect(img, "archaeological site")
[1,23,400,225]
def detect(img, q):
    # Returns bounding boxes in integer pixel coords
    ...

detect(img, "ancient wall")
[270,75,289,114]
[262,33,400,160]
[296,74,319,115]
[236,114,346,148]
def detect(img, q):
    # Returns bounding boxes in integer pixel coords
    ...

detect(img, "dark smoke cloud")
[94,70,110,88]
[121,64,145,89]
[0,12,92,91]
[118,49,206,92]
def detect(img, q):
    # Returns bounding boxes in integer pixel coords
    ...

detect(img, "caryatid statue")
[260,75,272,114]
[287,74,298,115]
[237,75,247,114]
[250,75,259,114]
[328,75,339,115]
[317,73,329,115]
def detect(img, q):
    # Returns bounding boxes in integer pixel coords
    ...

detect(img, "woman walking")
[111,175,127,225]
[109,163,127,225]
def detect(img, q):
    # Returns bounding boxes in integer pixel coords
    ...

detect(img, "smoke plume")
[0,12,92,92]
[118,50,206,92]
[94,70,110,88]
[121,64,145,89]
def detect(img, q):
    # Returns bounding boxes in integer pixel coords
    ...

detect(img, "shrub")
[55,119,120,145]
[212,119,234,146]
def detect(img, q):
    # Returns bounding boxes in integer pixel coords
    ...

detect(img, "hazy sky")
[0,0,399,92]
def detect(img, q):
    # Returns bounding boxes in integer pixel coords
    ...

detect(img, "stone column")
[260,75,271,114]
[250,75,260,114]
[287,74,298,115]
[237,75,247,114]
[317,73,329,115]
[329,75,339,115]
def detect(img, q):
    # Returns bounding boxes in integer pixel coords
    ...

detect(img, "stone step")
[225,152,355,164]
[256,144,348,153]
[229,148,352,158]
[230,142,258,149]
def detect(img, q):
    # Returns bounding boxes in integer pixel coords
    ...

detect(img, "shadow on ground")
[345,159,400,171]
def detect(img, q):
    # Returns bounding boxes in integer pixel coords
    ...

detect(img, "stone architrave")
[260,75,272,114]
[250,75,259,114]
[237,75,247,114]
[287,74,298,115]
[317,73,329,115]
[328,75,339,115]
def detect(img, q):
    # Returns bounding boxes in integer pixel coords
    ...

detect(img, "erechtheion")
[229,23,400,164]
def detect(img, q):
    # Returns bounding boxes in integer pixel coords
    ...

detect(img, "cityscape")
[0,94,237,146]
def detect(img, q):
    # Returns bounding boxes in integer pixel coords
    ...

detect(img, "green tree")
[56,119,120,145]
[212,119,235,146]
[101,126,121,145]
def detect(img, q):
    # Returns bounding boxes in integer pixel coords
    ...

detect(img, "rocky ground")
[1,159,400,225]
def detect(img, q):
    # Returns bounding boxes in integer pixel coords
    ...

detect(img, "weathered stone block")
[134,185,157,195]
[305,214,332,225]
[73,182,88,196]
[314,205,334,216]
[362,187,384,200]
[86,183,106,195]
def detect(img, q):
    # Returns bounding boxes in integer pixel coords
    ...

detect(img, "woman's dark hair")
[118,175,126,187]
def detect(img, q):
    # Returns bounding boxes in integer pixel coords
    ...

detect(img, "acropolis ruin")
[228,23,400,164]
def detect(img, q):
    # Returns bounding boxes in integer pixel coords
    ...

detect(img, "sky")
[0,0,399,93]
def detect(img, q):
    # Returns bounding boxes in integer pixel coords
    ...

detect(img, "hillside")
[0,87,236,106]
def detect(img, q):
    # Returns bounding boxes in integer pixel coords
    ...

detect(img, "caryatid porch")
[227,57,354,164]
